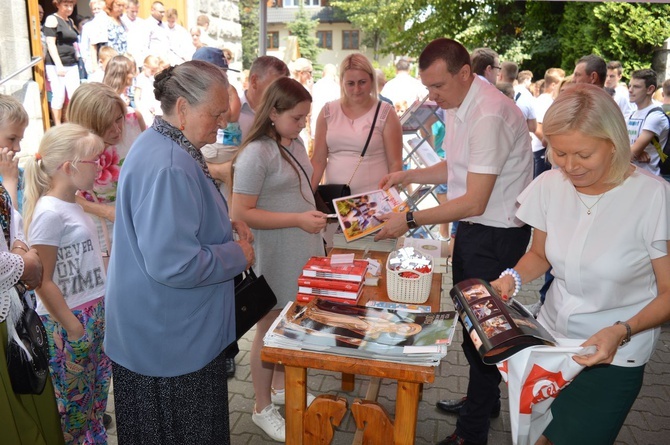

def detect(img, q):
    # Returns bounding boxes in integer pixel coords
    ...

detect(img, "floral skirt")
[40,299,111,445]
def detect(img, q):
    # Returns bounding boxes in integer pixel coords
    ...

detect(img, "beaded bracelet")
[499,268,521,298]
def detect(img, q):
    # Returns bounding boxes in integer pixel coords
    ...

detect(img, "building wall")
[267,22,393,69]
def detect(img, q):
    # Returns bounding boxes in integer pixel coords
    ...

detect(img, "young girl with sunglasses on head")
[23,123,111,443]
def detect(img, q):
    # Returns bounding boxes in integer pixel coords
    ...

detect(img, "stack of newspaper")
[263,298,457,367]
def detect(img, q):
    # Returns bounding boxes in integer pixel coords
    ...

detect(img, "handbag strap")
[279,143,312,186]
[347,100,382,187]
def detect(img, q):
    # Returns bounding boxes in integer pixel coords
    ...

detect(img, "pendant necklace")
[575,190,607,215]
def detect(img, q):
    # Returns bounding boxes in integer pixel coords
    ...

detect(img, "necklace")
[575,190,607,215]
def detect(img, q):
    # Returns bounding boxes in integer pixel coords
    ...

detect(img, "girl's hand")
[490,275,516,303]
[64,316,86,342]
[572,325,625,367]
[298,211,328,234]
[0,147,19,181]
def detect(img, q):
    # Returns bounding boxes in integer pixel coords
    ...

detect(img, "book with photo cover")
[264,298,457,366]
[333,188,408,242]
[302,256,368,282]
[450,278,556,365]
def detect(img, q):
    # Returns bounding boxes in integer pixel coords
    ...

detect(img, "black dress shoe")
[436,397,501,418]
[436,432,487,445]
[103,413,113,429]
[225,357,236,378]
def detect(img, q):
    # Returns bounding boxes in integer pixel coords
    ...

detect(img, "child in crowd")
[232,77,327,442]
[0,95,29,212]
[23,123,111,443]
[134,55,161,125]
[87,45,118,83]
[103,56,146,136]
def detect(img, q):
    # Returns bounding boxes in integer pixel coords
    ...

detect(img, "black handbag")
[6,283,50,395]
[234,268,277,340]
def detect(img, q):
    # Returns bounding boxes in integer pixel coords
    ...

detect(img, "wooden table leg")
[393,381,421,445]
[341,372,355,391]
[352,377,382,445]
[285,365,307,445]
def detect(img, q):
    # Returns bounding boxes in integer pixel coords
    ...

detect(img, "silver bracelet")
[499,268,521,298]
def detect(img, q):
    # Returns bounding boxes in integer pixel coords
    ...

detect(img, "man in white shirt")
[499,62,537,133]
[80,0,105,74]
[146,1,169,60]
[627,68,669,176]
[380,58,428,116]
[122,0,148,63]
[606,60,634,116]
[164,8,192,65]
[375,38,533,445]
[530,71,560,177]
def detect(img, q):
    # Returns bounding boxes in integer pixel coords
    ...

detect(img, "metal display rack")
[397,96,446,239]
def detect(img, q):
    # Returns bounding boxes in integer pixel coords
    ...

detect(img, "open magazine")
[449,279,556,364]
[264,298,457,366]
[333,188,407,242]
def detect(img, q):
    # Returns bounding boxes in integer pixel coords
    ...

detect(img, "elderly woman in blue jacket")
[104,60,254,445]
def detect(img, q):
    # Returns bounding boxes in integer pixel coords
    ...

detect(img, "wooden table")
[261,248,443,445]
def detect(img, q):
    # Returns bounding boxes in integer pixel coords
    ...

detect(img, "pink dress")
[323,99,393,195]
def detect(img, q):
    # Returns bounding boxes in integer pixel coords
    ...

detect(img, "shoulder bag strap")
[279,143,312,185]
[347,100,382,186]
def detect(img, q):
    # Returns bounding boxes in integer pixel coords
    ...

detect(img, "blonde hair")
[103,55,135,94]
[0,94,29,129]
[339,53,378,101]
[543,83,630,186]
[67,82,127,138]
[23,124,104,236]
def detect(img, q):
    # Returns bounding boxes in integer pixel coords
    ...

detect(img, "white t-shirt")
[627,103,670,176]
[29,197,106,315]
[518,168,669,367]
[443,76,533,228]
[530,93,553,152]
[513,85,537,121]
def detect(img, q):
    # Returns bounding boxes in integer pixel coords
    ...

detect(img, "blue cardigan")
[104,128,247,377]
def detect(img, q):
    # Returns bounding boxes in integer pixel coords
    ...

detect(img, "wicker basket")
[386,251,433,304]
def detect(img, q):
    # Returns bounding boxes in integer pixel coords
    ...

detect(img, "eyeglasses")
[492,65,501,70]
[57,158,100,170]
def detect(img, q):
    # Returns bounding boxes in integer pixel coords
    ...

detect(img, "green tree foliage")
[240,0,259,69]
[286,2,321,62]
[559,2,670,77]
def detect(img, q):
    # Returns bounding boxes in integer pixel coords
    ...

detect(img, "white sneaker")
[252,404,285,442]
[271,387,316,406]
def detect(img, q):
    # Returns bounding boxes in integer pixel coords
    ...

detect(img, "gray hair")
[153,60,229,115]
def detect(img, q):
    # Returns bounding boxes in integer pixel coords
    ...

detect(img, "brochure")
[450,279,557,365]
[333,188,408,242]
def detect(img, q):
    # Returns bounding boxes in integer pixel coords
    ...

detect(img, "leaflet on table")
[264,299,457,366]
[365,301,432,313]
[333,188,408,242]
[450,279,557,365]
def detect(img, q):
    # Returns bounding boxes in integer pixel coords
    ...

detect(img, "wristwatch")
[406,211,418,229]
[614,321,632,346]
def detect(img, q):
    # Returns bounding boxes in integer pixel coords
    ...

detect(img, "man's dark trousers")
[451,222,531,444]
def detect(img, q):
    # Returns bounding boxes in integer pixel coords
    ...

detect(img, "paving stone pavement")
[105,271,670,445]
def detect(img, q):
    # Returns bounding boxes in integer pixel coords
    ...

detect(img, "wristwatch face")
[406,212,417,229]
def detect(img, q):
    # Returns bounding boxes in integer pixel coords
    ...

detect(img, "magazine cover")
[450,279,556,364]
[333,188,408,242]
[264,299,457,365]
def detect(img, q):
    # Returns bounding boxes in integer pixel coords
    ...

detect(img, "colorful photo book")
[333,188,408,242]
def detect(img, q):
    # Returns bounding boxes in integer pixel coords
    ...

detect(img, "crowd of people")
[2,10,670,445]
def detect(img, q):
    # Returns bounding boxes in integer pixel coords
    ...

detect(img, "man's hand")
[378,171,409,191]
[373,212,408,241]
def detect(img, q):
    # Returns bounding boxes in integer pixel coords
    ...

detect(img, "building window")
[316,31,332,49]
[267,31,279,49]
[342,30,359,50]
[284,0,319,6]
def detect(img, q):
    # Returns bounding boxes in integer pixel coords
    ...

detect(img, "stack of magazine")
[264,297,457,366]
